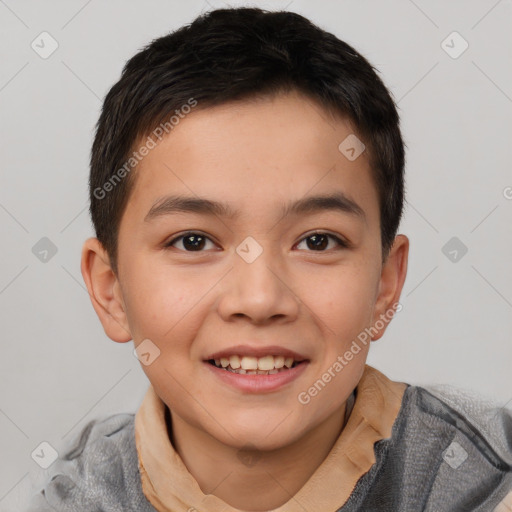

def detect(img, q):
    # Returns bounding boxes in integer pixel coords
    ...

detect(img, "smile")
[205,357,309,393]
[208,355,301,375]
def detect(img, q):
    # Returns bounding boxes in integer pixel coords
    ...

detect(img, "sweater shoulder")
[366,383,512,511]
[412,383,512,468]
[341,382,512,511]
[22,413,156,512]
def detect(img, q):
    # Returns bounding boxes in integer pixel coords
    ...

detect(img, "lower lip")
[204,361,309,393]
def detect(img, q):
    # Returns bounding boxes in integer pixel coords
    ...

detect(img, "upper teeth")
[214,355,295,370]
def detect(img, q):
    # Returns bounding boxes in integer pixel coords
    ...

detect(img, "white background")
[0,0,511,508]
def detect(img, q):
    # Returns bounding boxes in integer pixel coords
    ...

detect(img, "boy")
[26,7,512,512]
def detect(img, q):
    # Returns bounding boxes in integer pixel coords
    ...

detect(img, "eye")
[165,232,217,252]
[164,231,349,253]
[295,232,348,251]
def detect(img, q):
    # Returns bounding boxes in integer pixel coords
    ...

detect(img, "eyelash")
[164,231,349,252]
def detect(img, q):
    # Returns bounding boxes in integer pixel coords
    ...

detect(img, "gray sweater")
[22,384,512,511]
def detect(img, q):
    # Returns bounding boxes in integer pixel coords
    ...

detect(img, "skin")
[81,89,408,511]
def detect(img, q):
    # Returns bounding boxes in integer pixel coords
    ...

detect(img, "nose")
[216,242,300,325]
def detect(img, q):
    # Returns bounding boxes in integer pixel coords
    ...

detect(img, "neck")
[168,402,349,511]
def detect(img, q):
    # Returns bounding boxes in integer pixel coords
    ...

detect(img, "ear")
[370,234,409,341]
[80,237,132,343]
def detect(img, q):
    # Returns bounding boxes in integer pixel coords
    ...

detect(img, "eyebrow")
[144,192,367,224]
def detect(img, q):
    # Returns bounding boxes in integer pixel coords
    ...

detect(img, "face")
[93,90,405,451]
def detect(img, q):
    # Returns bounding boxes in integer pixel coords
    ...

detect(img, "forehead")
[123,90,379,227]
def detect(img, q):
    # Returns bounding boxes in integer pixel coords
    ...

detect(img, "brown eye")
[166,232,215,251]
[296,232,347,251]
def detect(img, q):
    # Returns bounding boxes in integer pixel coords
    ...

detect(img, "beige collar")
[134,364,408,512]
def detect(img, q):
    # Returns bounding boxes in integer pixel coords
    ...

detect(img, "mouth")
[206,355,305,375]
[204,354,309,393]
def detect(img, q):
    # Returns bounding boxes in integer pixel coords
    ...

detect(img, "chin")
[225,418,307,451]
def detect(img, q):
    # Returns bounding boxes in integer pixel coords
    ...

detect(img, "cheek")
[123,267,218,371]
[121,267,193,340]
[312,268,377,340]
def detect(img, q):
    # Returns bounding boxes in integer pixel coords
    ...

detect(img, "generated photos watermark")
[93,97,198,200]
[297,301,403,405]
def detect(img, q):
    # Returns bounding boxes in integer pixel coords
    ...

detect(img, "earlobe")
[370,234,409,341]
[80,237,132,343]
